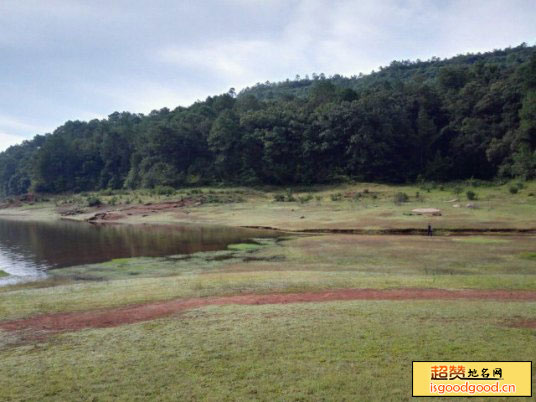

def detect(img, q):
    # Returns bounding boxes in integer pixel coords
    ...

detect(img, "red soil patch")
[85,199,200,222]
[2,288,536,335]
[508,320,536,329]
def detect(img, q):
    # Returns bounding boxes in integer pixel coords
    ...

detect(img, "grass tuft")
[519,252,536,261]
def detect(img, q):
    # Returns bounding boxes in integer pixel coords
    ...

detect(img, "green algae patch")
[227,242,263,251]
[227,237,282,252]
[50,254,234,282]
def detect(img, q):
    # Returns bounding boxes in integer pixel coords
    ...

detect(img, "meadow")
[2,301,536,401]
[0,181,535,400]
[2,180,536,231]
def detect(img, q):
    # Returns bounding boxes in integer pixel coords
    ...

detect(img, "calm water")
[0,219,275,285]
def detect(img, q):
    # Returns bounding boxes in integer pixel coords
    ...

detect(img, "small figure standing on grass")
[427,223,433,237]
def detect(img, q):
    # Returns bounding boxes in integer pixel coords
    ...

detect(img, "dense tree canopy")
[1,44,535,197]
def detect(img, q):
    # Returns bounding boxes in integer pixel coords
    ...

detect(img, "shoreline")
[0,181,535,234]
[2,202,536,237]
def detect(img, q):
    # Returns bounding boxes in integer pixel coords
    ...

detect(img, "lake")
[0,219,276,285]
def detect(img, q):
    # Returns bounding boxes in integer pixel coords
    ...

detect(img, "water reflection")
[0,219,275,285]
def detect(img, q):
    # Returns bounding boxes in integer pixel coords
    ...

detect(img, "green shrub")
[420,182,434,193]
[154,185,175,196]
[452,185,464,195]
[466,178,484,187]
[285,188,296,202]
[393,192,409,204]
[273,190,302,202]
[273,194,285,202]
[330,193,342,201]
[86,196,102,207]
[509,186,519,194]
[298,194,313,204]
[466,190,477,200]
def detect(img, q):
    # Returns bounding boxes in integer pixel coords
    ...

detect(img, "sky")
[1,0,535,151]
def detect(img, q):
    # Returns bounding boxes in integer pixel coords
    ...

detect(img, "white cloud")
[0,115,46,133]
[436,0,536,56]
[0,115,53,140]
[78,81,208,115]
[1,0,535,142]
[123,84,205,113]
[155,0,412,90]
[156,0,536,90]
[0,132,27,152]
[156,39,302,89]
[152,0,460,90]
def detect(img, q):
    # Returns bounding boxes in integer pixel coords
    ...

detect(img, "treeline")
[0,44,535,197]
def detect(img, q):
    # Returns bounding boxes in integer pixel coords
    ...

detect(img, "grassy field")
[1,234,535,321]
[1,182,535,400]
[1,301,535,401]
[1,180,535,231]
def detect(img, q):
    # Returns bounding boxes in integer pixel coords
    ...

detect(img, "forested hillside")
[1,44,535,197]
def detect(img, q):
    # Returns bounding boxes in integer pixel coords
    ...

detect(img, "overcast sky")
[1,0,535,151]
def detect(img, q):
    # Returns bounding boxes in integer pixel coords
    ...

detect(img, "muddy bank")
[241,226,536,236]
[83,199,200,223]
[3,194,535,234]
[3,288,536,335]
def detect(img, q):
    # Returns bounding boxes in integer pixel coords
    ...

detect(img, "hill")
[0,43,535,197]
[240,44,535,100]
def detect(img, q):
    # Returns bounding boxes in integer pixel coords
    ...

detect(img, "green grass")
[4,180,536,231]
[1,190,536,400]
[520,252,536,261]
[184,180,536,231]
[275,234,536,276]
[50,253,241,281]
[1,300,535,401]
[0,270,8,278]
[0,235,535,321]
[2,270,536,322]
[452,236,511,244]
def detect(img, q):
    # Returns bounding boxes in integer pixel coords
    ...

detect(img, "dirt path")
[510,320,536,328]
[2,288,536,335]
